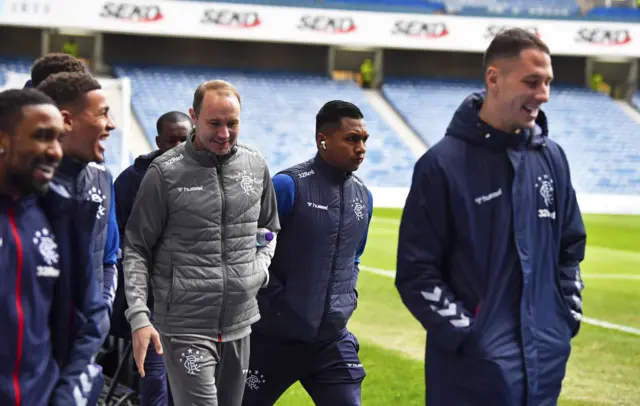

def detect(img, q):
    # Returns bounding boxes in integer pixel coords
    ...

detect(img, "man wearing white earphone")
[243,100,373,406]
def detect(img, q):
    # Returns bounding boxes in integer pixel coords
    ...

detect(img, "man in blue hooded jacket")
[110,110,191,406]
[396,28,586,406]
[0,88,107,406]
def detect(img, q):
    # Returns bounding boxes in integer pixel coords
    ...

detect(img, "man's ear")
[316,132,326,149]
[61,109,73,133]
[485,66,499,91]
[189,107,197,123]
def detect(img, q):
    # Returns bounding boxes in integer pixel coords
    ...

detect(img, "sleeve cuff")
[128,310,152,332]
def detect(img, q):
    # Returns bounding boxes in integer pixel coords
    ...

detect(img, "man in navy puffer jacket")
[396,29,586,406]
[243,101,373,406]
[0,88,107,406]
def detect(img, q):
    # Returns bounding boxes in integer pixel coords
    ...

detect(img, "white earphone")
[321,140,327,150]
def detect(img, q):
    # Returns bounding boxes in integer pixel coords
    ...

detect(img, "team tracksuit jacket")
[53,157,119,331]
[0,186,108,406]
[396,91,587,406]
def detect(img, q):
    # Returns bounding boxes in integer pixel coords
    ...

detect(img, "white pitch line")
[359,265,640,336]
[360,265,640,281]
[582,317,640,336]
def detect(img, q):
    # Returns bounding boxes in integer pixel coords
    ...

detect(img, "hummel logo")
[307,202,328,210]
[475,188,502,205]
[177,186,204,192]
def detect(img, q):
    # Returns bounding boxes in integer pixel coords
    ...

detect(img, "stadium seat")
[447,0,580,17]
[114,65,417,187]
[382,78,640,195]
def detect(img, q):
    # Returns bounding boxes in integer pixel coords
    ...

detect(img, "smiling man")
[395,28,586,406]
[242,100,373,406]
[37,71,119,346]
[0,88,107,406]
[123,80,280,406]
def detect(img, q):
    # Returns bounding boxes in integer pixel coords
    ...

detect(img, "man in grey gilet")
[123,80,280,406]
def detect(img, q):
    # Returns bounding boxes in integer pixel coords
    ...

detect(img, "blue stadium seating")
[113,65,417,187]
[0,57,125,177]
[382,79,640,195]
[0,57,31,87]
[446,0,579,17]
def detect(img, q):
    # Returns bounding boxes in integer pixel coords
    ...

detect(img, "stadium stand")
[0,56,31,87]
[0,57,126,177]
[382,78,640,195]
[113,65,417,188]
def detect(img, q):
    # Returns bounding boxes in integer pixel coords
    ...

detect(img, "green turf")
[274,210,640,405]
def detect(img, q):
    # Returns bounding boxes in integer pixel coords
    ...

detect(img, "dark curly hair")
[0,88,56,133]
[30,53,88,88]
[36,72,101,111]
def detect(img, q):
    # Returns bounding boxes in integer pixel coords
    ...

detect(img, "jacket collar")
[185,130,237,168]
[0,192,38,211]
[56,156,87,180]
[133,150,163,172]
[446,91,548,152]
[313,153,352,184]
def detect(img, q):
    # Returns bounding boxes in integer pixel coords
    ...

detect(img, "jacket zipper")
[8,205,24,406]
[325,183,345,324]
[217,163,227,343]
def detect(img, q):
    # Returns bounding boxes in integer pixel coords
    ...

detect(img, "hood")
[445,91,549,152]
[133,150,163,172]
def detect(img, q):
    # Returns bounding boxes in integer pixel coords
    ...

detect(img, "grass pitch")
[275,209,640,405]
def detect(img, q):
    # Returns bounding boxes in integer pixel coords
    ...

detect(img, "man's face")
[190,92,240,156]
[0,104,64,196]
[156,120,191,153]
[489,48,553,132]
[320,117,368,173]
[62,89,115,163]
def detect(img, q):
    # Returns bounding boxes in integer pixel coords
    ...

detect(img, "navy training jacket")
[53,157,119,340]
[0,186,108,406]
[396,92,586,406]
[253,154,373,342]
[110,150,163,339]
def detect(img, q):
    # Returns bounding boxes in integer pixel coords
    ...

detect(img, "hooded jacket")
[396,92,586,406]
[0,186,107,406]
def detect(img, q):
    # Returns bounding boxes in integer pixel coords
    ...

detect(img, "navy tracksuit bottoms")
[242,328,366,406]
[140,341,173,406]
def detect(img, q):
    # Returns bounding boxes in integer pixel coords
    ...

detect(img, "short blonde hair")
[192,80,241,115]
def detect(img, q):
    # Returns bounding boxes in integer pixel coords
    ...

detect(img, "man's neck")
[479,99,516,134]
[0,169,15,198]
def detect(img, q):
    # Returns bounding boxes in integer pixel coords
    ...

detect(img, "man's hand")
[132,325,163,377]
